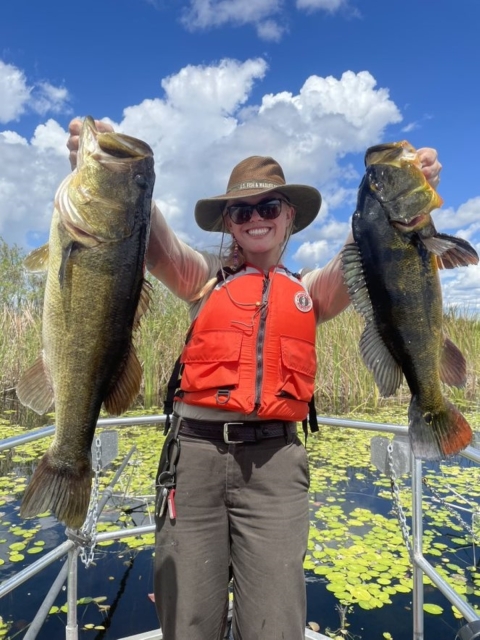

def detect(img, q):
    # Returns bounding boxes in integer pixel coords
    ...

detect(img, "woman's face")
[223,191,295,268]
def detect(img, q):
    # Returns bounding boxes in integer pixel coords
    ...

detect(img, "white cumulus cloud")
[434,197,480,231]
[0,61,31,123]
[0,60,71,124]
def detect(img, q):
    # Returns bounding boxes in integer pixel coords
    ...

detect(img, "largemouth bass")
[342,141,478,460]
[16,116,155,527]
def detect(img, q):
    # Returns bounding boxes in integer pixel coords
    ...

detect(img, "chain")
[387,442,413,560]
[423,476,480,544]
[80,436,102,568]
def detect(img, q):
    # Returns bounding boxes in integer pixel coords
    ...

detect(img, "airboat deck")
[118,628,330,639]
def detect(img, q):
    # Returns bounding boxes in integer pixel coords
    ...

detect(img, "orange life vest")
[176,264,317,421]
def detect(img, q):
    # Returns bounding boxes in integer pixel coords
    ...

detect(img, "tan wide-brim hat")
[195,155,322,234]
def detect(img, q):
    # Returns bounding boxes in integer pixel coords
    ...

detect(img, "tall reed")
[2,290,479,421]
[316,308,411,414]
[135,280,190,408]
[0,302,43,423]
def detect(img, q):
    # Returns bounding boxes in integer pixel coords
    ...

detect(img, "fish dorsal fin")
[422,233,479,269]
[133,279,152,329]
[360,324,404,397]
[440,336,467,387]
[342,242,403,396]
[341,242,374,321]
[103,344,142,416]
[16,354,55,415]
[24,244,50,272]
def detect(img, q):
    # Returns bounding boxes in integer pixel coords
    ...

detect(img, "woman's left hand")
[417,147,442,190]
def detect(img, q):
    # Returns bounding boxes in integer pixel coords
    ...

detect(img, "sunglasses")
[226,198,288,225]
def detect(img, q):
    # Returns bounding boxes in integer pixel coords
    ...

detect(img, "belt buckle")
[223,422,244,444]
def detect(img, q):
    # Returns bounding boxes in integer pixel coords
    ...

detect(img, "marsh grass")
[136,279,190,408]
[0,303,42,424]
[2,286,479,420]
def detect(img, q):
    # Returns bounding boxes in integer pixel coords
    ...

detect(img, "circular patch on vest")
[294,291,313,312]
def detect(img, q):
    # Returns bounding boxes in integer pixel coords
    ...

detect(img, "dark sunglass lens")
[257,200,282,219]
[229,205,253,224]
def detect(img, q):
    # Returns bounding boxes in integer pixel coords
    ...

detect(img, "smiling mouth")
[246,227,270,237]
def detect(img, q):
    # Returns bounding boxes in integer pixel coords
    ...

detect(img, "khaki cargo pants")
[154,430,310,640]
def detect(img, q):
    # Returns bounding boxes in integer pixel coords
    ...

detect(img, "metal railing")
[1,414,480,640]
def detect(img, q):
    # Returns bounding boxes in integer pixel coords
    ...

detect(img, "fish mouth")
[78,116,153,168]
[391,213,429,232]
[96,132,153,160]
[365,141,420,169]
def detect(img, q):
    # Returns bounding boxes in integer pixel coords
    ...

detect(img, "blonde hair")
[192,236,244,302]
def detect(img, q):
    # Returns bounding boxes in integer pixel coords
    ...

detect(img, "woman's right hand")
[66,117,114,171]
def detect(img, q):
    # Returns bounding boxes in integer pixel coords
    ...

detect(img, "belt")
[178,417,296,444]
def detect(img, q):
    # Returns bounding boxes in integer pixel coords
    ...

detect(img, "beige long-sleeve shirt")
[145,203,352,420]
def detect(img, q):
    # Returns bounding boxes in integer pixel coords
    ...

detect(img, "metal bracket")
[91,430,118,469]
[370,435,411,477]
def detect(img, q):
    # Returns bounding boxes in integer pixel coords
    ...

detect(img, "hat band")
[227,181,281,193]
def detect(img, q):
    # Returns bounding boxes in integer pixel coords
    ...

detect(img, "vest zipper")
[254,274,270,407]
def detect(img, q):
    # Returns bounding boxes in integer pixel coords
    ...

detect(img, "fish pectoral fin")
[422,233,479,269]
[133,279,153,329]
[360,323,404,397]
[103,344,142,416]
[16,355,54,415]
[23,243,50,272]
[58,239,85,288]
[440,336,467,387]
[58,241,74,287]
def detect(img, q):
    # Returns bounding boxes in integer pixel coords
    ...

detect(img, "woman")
[68,120,441,640]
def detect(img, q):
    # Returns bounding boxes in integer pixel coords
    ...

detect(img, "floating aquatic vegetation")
[304,409,480,621]
[0,616,11,639]
[423,603,444,615]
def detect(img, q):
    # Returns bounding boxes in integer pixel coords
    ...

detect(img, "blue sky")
[1,0,479,308]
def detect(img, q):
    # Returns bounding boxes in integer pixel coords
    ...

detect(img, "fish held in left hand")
[16,116,155,528]
[342,141,478,461]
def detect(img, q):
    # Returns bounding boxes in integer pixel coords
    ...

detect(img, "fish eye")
[368,174,384,192]
[134,174,148,188]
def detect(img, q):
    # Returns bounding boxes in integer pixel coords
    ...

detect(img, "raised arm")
[146,202,220,301]
[302,233,353,324]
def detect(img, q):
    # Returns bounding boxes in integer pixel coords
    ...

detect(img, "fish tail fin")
[408,396,473,461]
[20,449,92,529]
